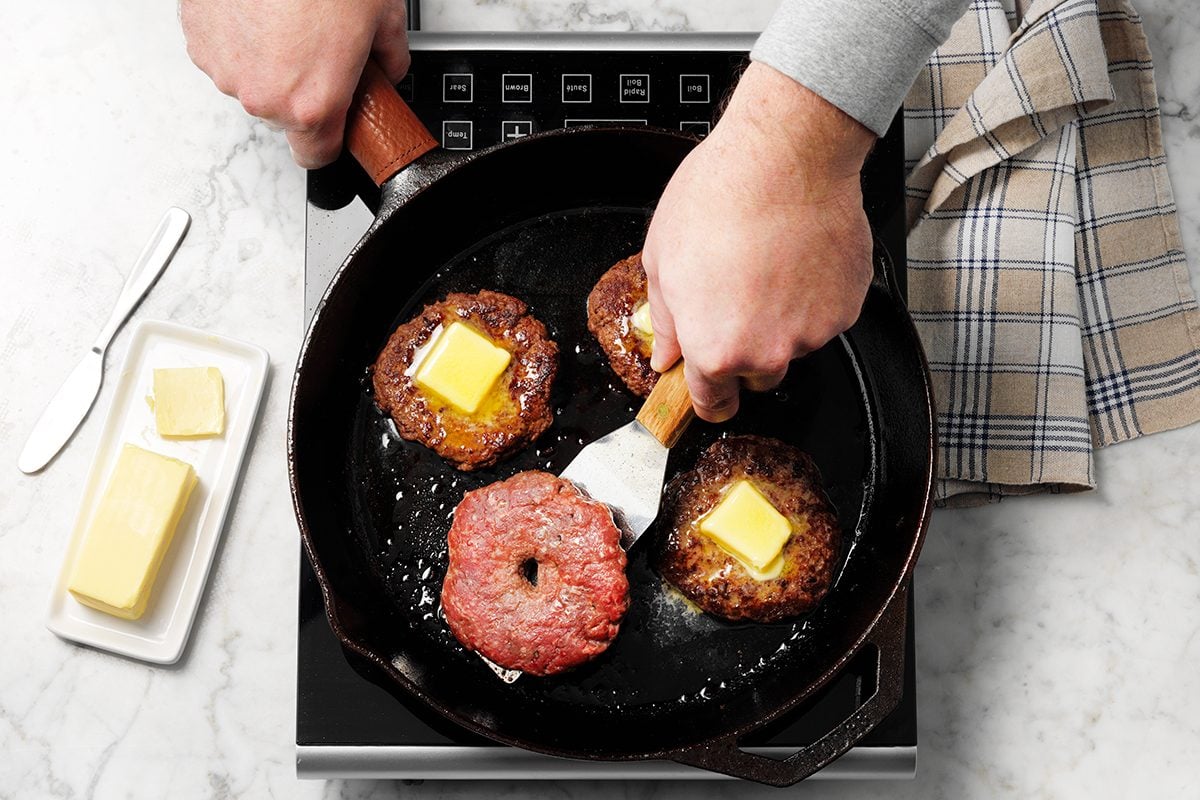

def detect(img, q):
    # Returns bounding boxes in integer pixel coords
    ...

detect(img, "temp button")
[442,121,473,150]
[562,74,592,103]
[680,74,711,103]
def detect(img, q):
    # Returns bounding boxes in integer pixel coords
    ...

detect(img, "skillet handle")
[668,585,910,786]
[345,60,439,186]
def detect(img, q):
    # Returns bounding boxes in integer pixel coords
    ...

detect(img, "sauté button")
[562,74,592,103]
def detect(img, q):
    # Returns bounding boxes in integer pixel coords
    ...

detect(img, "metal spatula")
[561,361,695,548]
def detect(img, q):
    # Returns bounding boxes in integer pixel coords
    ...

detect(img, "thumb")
[645,264,681,373]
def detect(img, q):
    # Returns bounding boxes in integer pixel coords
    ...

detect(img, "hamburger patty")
[371,290,557,471]
[586,252,658,397]
[441,471,630,676]
[655,435,841,623]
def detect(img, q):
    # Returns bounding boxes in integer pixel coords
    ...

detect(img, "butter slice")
[631,301,654,338]
[153,367,225,438]
[68,444,198,620]
[699,480,792,572]
[414,322,512,414]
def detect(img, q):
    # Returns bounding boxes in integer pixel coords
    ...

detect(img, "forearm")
[750,0,969,136]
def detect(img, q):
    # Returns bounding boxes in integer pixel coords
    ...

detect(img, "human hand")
[642,62,876,423]
[180,0,410,168]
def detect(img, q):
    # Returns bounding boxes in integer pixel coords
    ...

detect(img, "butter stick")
[68,444,198,620]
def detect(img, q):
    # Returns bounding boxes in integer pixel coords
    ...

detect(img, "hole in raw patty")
[520,558,539,587]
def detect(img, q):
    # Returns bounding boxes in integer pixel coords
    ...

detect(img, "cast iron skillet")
[289,63,935,786]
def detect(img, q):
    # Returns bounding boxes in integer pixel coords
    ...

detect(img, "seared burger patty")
[655,435,841,623]
[441,471,630,676]
[586,252,658,398]
[371,290,557,471]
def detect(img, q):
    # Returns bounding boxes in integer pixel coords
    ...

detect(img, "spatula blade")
[560,418,670,549]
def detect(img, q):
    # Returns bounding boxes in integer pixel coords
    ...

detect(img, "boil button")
[680,74,710,103]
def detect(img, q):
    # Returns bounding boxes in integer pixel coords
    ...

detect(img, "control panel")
[396,49,750,151]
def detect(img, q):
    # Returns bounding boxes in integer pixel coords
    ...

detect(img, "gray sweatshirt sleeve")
[750,0,970,136]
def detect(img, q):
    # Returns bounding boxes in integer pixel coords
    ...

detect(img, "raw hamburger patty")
[441,471,630,675]
[655,435,841,623]
[586,252,658,397]
[371,290,557,471]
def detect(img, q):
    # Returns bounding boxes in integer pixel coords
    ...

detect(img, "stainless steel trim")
[297,745,917,780]
[407,31,758,52]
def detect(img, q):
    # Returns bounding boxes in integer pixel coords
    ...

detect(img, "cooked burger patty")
[655,435,841,623]
[440,471,630,676]
[371,290,557,471]
[586,252,658,397]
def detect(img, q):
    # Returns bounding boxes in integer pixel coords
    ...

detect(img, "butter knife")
[17,207,191,474]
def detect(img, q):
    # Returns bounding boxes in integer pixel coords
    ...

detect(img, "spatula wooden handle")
[345,60,438,186]
[636,361,695,448]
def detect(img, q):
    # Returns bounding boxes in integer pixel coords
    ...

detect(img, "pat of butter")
[67,444,198,620]
[631,301,654,338]
[414,322,512,414]
[153,367,225,438]
[699,480,792,572]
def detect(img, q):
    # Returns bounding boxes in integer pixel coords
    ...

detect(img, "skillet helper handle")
[668,585,910,786]
[635,361,694,448]
[345,60,438,186]
[870,240,905,303]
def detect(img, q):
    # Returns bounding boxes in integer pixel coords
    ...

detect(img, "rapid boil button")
[620,74,650,103]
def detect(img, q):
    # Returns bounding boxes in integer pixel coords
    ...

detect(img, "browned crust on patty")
[586,253,658,398]
[371,290,558,471]
[654,435,841,623]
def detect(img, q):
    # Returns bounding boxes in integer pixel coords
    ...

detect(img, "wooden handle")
[636,361,695,448]
[345,60,438,186]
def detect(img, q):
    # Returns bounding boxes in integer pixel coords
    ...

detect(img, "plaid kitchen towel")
[904,0,1200,506]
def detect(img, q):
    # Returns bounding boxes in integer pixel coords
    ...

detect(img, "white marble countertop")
[2,1,1198,797]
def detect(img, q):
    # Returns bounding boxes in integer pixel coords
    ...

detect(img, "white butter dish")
[46,320,269,664]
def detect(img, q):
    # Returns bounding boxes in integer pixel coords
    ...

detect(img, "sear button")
[562,74,592,103]
[679,74,711,104]
[502,73,533,103]
[680,121,711,136]
[442,120,474,150]
[443,73,474,103]
[620,74,650,103]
